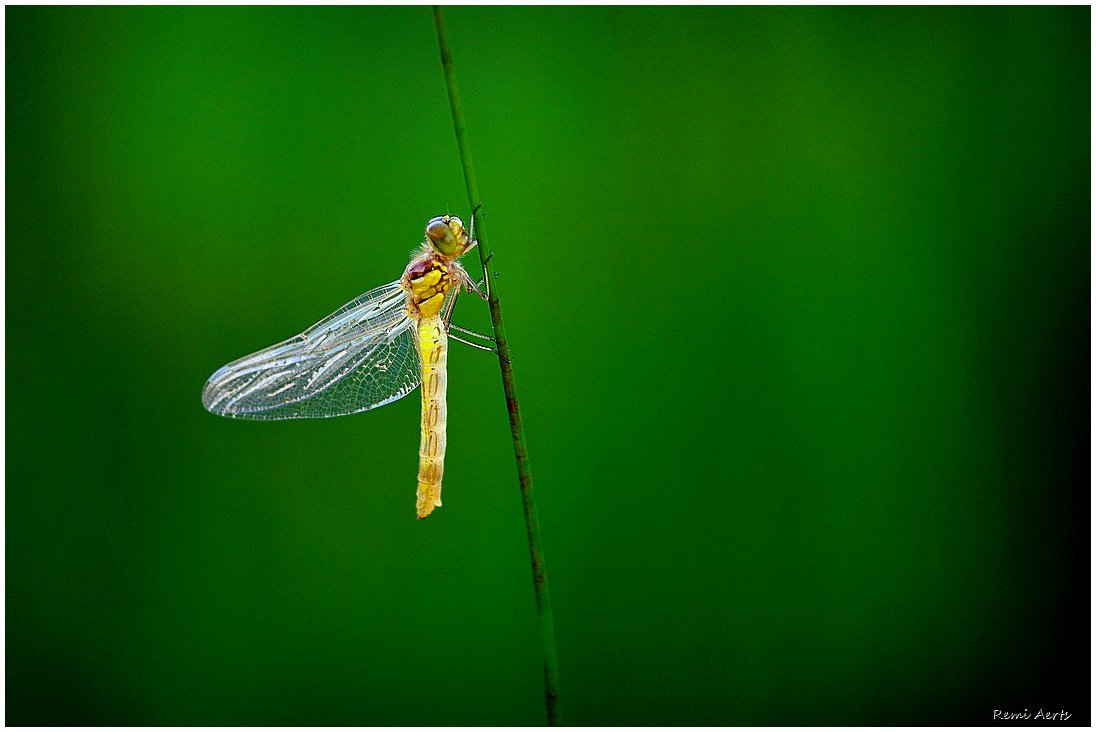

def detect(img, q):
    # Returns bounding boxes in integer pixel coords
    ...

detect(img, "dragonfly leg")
[449,332,498,354]
[450,323,495,343]
[469,203,484,241]
[464,204,485,255]
[466,276,489,301]
[448,330,511,362]
[441,285,461,329]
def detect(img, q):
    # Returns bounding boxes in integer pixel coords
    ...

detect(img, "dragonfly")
[202,214,490,519]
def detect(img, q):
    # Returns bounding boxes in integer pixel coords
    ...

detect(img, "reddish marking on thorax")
[404,254,453,318]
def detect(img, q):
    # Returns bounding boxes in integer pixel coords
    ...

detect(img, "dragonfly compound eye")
[426,215,466,256]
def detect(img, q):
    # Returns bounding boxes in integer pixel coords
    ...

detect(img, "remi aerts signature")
[993,708,1072,721]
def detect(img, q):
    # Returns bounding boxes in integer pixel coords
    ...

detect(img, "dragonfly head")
[426,215,469,258]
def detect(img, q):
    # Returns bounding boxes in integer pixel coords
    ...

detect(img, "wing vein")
[202,279,422,419]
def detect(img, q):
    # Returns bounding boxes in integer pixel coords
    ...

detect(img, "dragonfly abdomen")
[415,315,448,519]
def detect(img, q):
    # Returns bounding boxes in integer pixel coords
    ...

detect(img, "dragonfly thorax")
[403,255,454,319]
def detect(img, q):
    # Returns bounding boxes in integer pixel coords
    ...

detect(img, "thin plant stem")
[433,7,561,726]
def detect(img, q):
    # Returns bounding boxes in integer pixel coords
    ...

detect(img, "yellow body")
[414,315,448,518]
[401,215,472,518]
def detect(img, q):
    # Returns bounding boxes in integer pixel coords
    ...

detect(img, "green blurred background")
[7,6,1089,726]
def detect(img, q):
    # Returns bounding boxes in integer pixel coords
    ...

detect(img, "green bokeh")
[7,6,1089,725]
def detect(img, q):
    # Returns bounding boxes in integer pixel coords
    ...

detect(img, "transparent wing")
[202,280,422,419]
